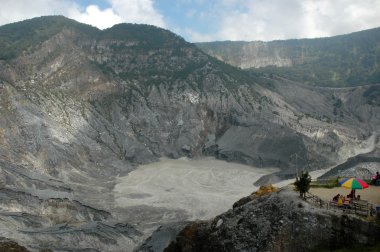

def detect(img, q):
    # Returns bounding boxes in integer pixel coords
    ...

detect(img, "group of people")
[332,190,361,207]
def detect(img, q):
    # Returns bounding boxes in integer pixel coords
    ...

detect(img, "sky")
[0,0,380,42]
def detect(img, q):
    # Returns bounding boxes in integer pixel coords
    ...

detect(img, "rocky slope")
[196,27,380,87]
[164,187,380,252]
[0,16,379,251]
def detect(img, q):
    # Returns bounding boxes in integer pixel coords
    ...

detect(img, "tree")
[294,171,311,198]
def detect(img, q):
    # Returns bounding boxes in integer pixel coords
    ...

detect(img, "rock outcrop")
[0,237,34,252]
[165,188,380,252]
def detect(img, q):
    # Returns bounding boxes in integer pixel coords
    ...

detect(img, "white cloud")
[109,0,165,27]
[187,0,380,42]
[0,0,76,25]
[69,5,123,29]
[0,0,379,42]
[184,28,214,42]
[0,0,165,30]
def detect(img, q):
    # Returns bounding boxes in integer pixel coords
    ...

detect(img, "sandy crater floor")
[114,157,278,220]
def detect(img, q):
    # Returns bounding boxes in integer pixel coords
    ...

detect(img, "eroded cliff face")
[196,41,294,69]
[2,18,378,177]
[0,17,379,251]
[196,28,380,87]
[164,188,380,252]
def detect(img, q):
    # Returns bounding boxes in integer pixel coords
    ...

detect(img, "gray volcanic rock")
[165,189,380,252]
[0,237,32,252]
[318,147,380,180]
[196,41,294,69]
[0,17,378,183]
[137,222,190,252]
[0,16,379,251]
[0,188,143,251]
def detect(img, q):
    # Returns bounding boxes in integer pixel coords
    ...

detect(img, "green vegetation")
[91,21,261,93]
[197,27,380,87]
[363,85,380,106]
[0,16,98,60]
[331,95,345,117]
[294,171,311,198]
[333,97,342,109]
[100,23,185,49]
[310,177,340,188]
[0,16,186,60]
[0,16,221,95]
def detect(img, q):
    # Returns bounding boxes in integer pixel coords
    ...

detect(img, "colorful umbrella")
[339,178,369,190]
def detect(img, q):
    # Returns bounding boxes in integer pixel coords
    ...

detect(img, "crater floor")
[114,157,278,221]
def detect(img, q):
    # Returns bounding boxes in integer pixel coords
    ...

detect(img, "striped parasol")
[339,178,369,190]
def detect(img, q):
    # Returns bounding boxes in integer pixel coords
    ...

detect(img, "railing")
[328,200,373,217]
[314,177,374,184]
[304,191,374,217]
[304,192,326,208]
